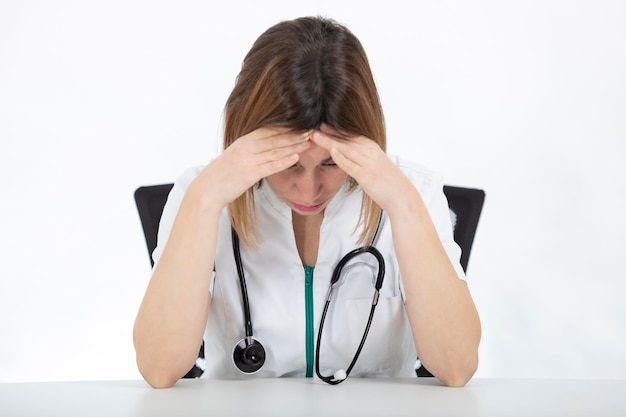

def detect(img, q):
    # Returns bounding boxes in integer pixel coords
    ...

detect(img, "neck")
[292,211,324,267]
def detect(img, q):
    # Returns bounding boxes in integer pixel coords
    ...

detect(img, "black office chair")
[442,185,485,274]
[134,183,485,379]
[134,183,175,267]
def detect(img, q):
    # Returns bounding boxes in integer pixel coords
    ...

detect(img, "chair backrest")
[134,183,174,267]
[134,183,485,271]
[442,185,485,273]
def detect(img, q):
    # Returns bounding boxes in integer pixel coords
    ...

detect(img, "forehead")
[298,141,331,162]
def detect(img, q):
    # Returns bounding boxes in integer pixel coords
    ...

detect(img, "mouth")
[290,201,325,213]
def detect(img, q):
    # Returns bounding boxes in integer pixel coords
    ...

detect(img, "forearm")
[389,190,481,387]
[133,183,220,388]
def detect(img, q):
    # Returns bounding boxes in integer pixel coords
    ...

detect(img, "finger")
[261,140,310,164]
[319,123,342,137]
[311,131,368,169]
[310,130,341,152]
[258,152,300,177]
[329,146,360,178]
[309,130,329,148]
[248,129,311,154]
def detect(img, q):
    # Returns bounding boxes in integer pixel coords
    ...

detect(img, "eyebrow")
[289,156,335,169]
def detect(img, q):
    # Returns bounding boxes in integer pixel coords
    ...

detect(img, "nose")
[296,171,322,204]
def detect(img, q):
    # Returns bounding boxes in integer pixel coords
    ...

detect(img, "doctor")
[133,16,481,388]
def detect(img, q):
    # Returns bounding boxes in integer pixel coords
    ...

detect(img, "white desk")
[1,377,625,417]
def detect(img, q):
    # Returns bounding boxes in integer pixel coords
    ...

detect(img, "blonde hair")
[224,17,386,248]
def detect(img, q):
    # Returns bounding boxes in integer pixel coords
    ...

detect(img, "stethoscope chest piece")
[232,337,266,374]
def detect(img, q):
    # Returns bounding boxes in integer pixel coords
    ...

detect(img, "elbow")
[134,346,186,389]
[439,371,474,388]
[436,355,479,387]
[145,375,179,389]
[420,345,479,387]
[133,328,187,389]
[137,361,181,389]
[135,349,197,388]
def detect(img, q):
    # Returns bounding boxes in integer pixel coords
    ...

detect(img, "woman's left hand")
[310,126,416,215]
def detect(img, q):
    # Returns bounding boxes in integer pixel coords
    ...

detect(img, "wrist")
[384,181,426,222]
[183,179,225,218]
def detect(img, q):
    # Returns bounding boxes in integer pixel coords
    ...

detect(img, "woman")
[133,16,481,388]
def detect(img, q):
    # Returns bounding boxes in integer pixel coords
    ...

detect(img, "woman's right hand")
[191,127,311,209]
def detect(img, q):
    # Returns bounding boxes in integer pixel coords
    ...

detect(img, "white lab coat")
[152,155,464,379]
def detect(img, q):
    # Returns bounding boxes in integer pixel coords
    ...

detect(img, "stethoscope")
[230,211,385,385]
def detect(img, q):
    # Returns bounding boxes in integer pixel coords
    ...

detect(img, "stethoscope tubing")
[232,228,254,338]
[231,210,385,382]
[315,287,379,384]
[314,244,384,384]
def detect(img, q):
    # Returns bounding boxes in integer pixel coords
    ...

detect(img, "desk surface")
[1,377,625,417]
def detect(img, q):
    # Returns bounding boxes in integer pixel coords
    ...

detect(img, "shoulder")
[172,165,205,190]
[388,155,444,201]
[161,165,207,210]
[150,165,206,263]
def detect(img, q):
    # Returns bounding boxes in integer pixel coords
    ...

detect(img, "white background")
[1,0,624,383]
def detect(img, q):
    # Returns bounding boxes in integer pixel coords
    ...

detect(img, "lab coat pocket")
[345,294,412,376]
